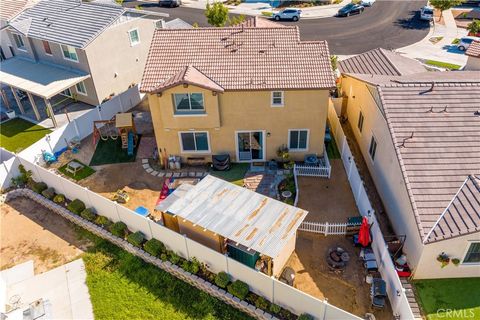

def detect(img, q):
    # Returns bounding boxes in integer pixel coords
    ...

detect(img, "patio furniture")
[268,160,278,172]
[42,151,57,165]
[370,278,387,309]
[281,190,292,200]
[280,267,295,286]
[212,154,231,171]
[326,246,350,272]
[65,161,84,176]
[304,154,319,166]
[325,125,332,144]
[361,248,378,272]
[134,206,149,217]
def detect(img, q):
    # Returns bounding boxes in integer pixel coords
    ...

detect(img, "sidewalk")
[396,9,468,68]
[179,0,350,19]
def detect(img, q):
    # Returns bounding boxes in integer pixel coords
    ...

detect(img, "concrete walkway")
[396,9,468,68]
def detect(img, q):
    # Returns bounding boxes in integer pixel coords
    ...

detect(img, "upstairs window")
[289,129,308,151]
[463,242,480,264]
[271,91,284,106]
[12,34,26,50]
[369,135,377,161]
[76,81,87,95]
[173,93,204,114]
[357,110,364,133]
[61,44,78,62]
[42,40,52,55]
[128,28,140,46]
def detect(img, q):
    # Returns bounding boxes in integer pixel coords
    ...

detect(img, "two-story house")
[337,49,480,279]
[0,0,167,126]
[140,26,335,163]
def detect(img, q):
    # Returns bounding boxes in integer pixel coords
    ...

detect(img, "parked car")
[159,0,181,7]
[337,3,365,17]
[457,36,480,51]
[420,6,434,21]
[273,9,302,21]
[361,0,376,7]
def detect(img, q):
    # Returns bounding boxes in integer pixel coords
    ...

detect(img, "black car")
[337,3,364,17]
[159,0,181,7]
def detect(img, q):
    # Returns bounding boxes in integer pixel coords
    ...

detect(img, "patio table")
[65,161,84,176]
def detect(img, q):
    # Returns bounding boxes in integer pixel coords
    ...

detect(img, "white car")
[361,0,376,7]
[420,6,434,21]
[273,9,302,22]
[457,37,479,51]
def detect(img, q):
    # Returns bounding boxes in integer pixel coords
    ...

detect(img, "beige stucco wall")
[86,14,157,104]
[465,56,480,71]
[414,233,480,279]
[273,232,297,277]
[148,85,329,162]
[341,76,425,269]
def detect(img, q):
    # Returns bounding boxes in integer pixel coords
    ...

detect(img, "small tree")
[229,14,246,26]
[429,0,464,21]
[205,1,229,27]
[467,19,480,36]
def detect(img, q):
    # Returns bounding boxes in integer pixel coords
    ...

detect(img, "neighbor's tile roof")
[141,27,335,92]
[9,0,125,48]
[372,73,480,243]
[338,48,426,76]
[466,40,480,58]
[234,16,286,28]
[0,0,36,21]
[165,18,192,29]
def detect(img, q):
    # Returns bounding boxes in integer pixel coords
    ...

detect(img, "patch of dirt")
[286,232,392,319]
[0,198,90,273]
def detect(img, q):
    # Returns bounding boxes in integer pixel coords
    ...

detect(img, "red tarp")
[358,217,371,247]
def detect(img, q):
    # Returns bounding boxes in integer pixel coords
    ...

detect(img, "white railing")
[294,146,331,178]
[298,221,348,235]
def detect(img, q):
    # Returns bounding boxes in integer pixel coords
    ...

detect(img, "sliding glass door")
[237,131,264,162]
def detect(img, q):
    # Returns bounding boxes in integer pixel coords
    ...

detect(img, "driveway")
[125,0,430,54]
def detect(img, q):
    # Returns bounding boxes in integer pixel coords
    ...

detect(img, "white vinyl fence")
[0,148,20,191]
[298,221,348,236]
[327,103,415,320]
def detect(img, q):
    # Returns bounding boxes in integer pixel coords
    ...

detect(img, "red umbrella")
[358,217,370,247]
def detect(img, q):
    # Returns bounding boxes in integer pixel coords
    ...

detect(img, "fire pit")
[326,246,350,271]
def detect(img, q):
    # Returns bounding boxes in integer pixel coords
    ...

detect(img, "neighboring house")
[157,175,308,276]
[234,16,286,28]
[338,50,480,279]
[164,18,192,29]
[0,0,166,124]
[141,26,335,163]
[465,40,480,70]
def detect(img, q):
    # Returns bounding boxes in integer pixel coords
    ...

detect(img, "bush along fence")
[5,187,315,320]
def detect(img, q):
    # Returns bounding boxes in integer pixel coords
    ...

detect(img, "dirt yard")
[0,198,89,273]
[285,232,392,319]
[297,159,358,223]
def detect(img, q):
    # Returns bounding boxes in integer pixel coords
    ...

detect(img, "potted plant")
[452,258,460,266]
[6,108,15,119]
[276,145,290,169]
[436,252,450,268]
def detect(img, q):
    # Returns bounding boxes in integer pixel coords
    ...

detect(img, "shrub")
[94,215,112,228]
[80,208,96,222]
[261,11,273,17]
[168,251,181,265]
[269,303,281,314]
[32,182,48,194]
[41,187,55,200]
[160,253,168,261]
[254,296,269,310]
[53,194,65,204]
[215,271,230,289]
[110,221,128,238]
[127,231,145,247]
[144,239,165,257]
[298,314,314,320]
[227,280,249,300]
[67,199,86,214]
[181,257,200,275]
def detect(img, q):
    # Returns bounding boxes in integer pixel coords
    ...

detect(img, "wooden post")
[26,92,41,120]
[44,98,57,128]
[267,258,272,276]
[10,86,25,114]
[1,88,11,110]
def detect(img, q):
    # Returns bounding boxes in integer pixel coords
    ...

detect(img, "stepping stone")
[196,172,203,177]
[143,164,150,169]
[151,171,158,176]
[202,172,209,177]
[180,172,188,177]
[146,168,153,173]
[142,159,148,164]
[165,172,173,178]
[173,172,180,178]
[157,172,165,177]
[188,172,195,177]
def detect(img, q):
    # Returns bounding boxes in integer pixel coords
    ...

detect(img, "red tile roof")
[156,65,224,93]
[466,40,480,58]
[141,27,335,93]
[0,0,34,21]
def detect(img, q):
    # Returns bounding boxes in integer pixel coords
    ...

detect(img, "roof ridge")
[377,48,402,76]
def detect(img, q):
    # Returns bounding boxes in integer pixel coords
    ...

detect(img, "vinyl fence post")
[84,187,93,208]
[325,222,329,236]
[184,235,190,260]
[97,106,102,120]
[114,202,122,222]
[73,119,81,138]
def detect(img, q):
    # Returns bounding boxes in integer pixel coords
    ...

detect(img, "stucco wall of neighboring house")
[148,85,329,162]
[465,56,480,71]
[1,27,14,60]
[341,76,425,269]
[414,232,480,279]
[85,15,157,105]
[272,233,296,277]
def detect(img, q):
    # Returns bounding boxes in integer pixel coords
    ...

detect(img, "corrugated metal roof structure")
[9,0,125,48]
[338,48,426,76]
[157,175,308,258]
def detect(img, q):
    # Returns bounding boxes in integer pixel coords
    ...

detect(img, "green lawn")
[58,160,95,181]
[209,163,250,186]
[414,278,480,320]
[425,60,462,70]
[80,230,251,320]
[0,118,52,152]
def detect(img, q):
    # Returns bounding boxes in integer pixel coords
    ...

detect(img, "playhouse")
[93,113,138,156]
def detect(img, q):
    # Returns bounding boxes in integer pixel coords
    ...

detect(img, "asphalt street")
[126,0,430,55]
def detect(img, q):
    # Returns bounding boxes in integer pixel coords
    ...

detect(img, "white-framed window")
[369,134,377,161]
[75,81,87,96]
[173,93,205,113]
[357,110,364,133]
[42,40,52,55]
[463,242,480,264]
[12,33,26,51]
[61,44,78,62]
[288,129,309,151]
[179,131,210,153]
[271,91,284,106]
[128,28,140,46]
